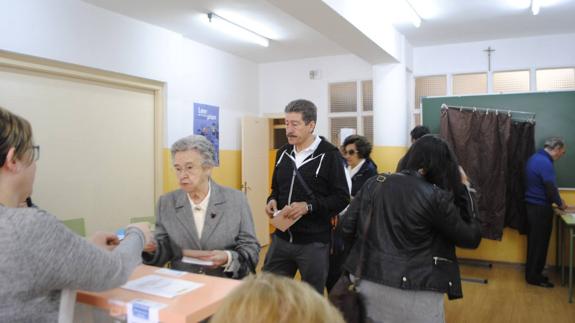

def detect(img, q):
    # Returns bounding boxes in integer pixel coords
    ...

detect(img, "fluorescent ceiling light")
[206,12,270,47]
[531,0,540,15]
[405,0,422,28]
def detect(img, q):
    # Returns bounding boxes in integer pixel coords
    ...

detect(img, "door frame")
[0,49,165,201]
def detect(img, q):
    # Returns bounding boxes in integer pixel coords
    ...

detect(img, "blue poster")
[193,103,220,166]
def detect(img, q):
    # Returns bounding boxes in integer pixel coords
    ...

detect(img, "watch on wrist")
[307,203,313,214]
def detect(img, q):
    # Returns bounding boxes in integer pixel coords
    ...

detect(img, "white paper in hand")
[181,256,214,266]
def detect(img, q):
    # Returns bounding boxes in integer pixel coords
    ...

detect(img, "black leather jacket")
[341,171,481,299]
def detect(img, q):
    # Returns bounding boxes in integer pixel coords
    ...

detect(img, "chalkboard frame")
[422,90,575,189]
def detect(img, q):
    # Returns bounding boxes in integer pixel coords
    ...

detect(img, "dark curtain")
[440,108,511,240]
[505,121,535,234]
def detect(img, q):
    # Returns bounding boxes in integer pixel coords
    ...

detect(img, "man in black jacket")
[263,99,350,293]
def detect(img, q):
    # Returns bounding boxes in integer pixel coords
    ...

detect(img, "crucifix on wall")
[483,46,496,71]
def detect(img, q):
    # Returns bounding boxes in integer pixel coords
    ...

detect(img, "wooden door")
[0,53,163,236]
[241,117,270,245]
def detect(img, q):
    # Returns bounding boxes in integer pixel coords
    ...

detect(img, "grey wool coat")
[143,180,260,278]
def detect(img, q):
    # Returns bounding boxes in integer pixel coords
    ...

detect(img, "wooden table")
[76,265,242,322]
[555,207,575,303]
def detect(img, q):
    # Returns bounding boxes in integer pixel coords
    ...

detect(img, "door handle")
[241,181,252,195]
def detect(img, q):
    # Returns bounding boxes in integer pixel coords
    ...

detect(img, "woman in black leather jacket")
[341,135,481,323]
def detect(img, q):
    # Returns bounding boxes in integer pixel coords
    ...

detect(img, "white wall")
[259,54,372,137]
[0,0,259,150]
[167,39,259,148]
[414,33,575,76]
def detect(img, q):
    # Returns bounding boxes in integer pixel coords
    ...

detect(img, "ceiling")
[83,0,575,63]
[398,0,575,46]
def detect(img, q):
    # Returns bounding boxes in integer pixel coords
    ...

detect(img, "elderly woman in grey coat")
[143,135,260,278]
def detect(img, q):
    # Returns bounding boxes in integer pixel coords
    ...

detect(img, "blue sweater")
[525,149,562,207]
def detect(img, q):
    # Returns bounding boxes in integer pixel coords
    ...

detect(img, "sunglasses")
[343,149,357,156]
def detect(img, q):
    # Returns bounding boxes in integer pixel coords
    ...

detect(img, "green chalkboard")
[422,91,575,188]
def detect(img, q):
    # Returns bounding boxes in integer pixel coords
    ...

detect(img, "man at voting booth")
[525,136,567,288]
[263,99,349,293]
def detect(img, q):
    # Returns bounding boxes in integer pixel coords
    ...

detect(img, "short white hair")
[544,137,565,150]
[170,135,215,167]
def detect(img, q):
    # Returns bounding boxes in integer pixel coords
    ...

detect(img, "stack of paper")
[181,250,215,266]
[122,275,203,298]
[182,256,214,266]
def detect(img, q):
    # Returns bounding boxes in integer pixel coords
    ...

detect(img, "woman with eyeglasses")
[0,106,153,322]
[341,135,378,197]
[325,135,379,292]
[142,135,260,279]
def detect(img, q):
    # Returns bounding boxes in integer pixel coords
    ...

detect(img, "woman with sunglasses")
[341,135,378,197]
[326,135,379,292]
[0,106,153,322]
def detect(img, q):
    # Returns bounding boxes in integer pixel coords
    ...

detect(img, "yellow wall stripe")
[162,145,574,266]
[371,146,408,173]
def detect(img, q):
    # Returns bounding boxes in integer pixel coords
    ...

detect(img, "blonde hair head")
[210,273,345,323]
[0,106,34,167]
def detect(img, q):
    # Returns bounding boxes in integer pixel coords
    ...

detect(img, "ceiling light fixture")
[206,12,270,47]
[531,0,540,15]
[405,0,422,28]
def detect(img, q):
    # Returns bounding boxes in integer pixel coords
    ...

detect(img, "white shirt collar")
[187,182,211,239]
[188,181,211,211]
[292,136,321,169]
[348,159,366,178]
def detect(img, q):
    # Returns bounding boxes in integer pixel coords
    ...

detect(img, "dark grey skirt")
[355,278,445,323]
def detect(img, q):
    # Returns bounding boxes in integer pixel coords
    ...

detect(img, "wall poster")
[193,103,220,166]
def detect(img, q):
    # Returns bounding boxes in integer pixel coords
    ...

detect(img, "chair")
[62,218,86,237]
[130,216,156,225]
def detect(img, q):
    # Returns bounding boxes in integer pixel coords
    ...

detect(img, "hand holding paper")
[284,202,308,219]
[265,199,278,218]
[270,206,302,232]
[143,241,157,253]
[90,232,120,251]
[127,222,155,246]
[182,249,228,268]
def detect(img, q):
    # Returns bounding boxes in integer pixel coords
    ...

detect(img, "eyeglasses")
[174,163,204,176]
[30,145,40,161]
[343,149,357,156]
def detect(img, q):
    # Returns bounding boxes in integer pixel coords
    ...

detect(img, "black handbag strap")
[290,157,316,200]
[354,173,387,280]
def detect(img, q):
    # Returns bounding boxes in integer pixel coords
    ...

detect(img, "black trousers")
[525,203,554,283]
[262,235,329,294]
[325,226,348,292]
